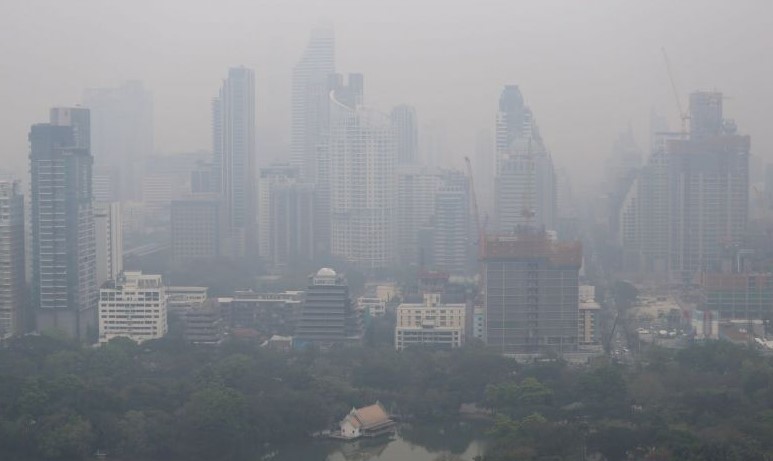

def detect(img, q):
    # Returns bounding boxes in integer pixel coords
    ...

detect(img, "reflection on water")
[265,421,487,461]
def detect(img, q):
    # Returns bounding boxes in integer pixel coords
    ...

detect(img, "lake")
[264,421,489,461]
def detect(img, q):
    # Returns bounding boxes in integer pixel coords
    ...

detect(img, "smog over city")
[1,1,773,460]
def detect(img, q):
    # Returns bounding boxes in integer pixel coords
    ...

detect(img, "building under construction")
[701,273,773,322]
[483,232,582,357]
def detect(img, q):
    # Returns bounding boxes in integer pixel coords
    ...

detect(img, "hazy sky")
[1,0,771,185]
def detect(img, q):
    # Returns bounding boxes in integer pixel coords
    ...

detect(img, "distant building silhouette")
[0,179,25,338]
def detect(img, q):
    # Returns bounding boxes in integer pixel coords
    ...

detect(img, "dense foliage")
[4,334,773,460]
[0,334,514,460]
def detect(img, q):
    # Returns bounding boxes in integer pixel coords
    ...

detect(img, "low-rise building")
[217,290,303,337]
[339,402,394,439]
[358,297,386,317]
[167,286,209,312]
[98,271,167,344]
[184,301,223,344]
[395,293,465,351]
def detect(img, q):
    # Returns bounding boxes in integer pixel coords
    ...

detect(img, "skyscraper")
[29,108,97,340]
[432,172,470,276]
[328,74,397,269]
[494,85,557,232]
[391,105,418,165]
[396,167,443,267]
[170,195,224,265]
[212,67,256,257]
[291,27,335,182]
[83,81,153,201]
[0,180,25,338]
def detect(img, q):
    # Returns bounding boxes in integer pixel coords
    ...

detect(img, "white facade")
[328,86,397,269]
[358,297,386,317]
[94,202,123,288]
[98,271,167,344]
[578,285,601,347]
[395,293,465,350]
[167,286,208,312]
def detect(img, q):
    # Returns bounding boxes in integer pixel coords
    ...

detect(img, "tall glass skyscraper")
[29,108,97,340]
[212,67,256,257]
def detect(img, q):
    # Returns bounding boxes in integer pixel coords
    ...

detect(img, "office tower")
[484,233,582,357]
[391,105,418,165]
[295,268,360,345]
[328,74,396,269]
[494,85,557,232]
[94,202,123,288]
[212,67,256,257]
[607,129,642,242]
[395,293,466,351]
[83,81,153,201]
[29,108,97,339]
[432,172,470,276]
[396,167,443,267]
[291,27,336,182]
[170,195,224,265]
[0,180,25,338]
[98,271,167,344]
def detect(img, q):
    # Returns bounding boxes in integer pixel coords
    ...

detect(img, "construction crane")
[661,47,689,134]
[464,156,485,260]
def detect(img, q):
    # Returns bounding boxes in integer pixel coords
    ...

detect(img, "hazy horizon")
[2,0,771,186]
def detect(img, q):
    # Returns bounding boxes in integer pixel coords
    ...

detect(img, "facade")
[339,402,394,439]
[396,167,443,267]
[484,233,582,357]
[473,306,486,342]
[701,273,773,321]
[218,290,303,337]
[166,286,209,312]
[391,105,418,165]
[290,27,336,182]
[29,108,98,340]
[184,301,224,344]
[98,271,167,344]
[494,86,557,233]
[83,81,153,201]
[358,297,386,317]
[213,67,256,257]
[295,268,360,344]
[395,293,466,351]
[432,172,470,276]
[170,196,223,264]
[0,180,25,338]
[94,202,123,288]
[328,75,397,269]
[258,164,315,267]
[578,285,601,347]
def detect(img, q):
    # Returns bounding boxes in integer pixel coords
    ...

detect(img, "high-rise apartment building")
[83,81,153,201]
[212,67,256,257]
[94,202,123,288]
[291,27,336,182]
[391,105,418,165]
[494,86,557,233]
[0,180,25,338]
[328,74,397,269]
[98,271,167,344]
[29,108,97,340]
[295,268,360,345]
[484,233,582,357]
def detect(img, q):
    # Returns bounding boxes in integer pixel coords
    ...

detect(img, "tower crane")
[661,47,689,134]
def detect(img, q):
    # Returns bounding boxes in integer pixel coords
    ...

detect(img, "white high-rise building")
[291,27,335,182]
[213,67,256,257]
[328,75,397,269]
[98,271,167,344]
[94,202,123,288]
